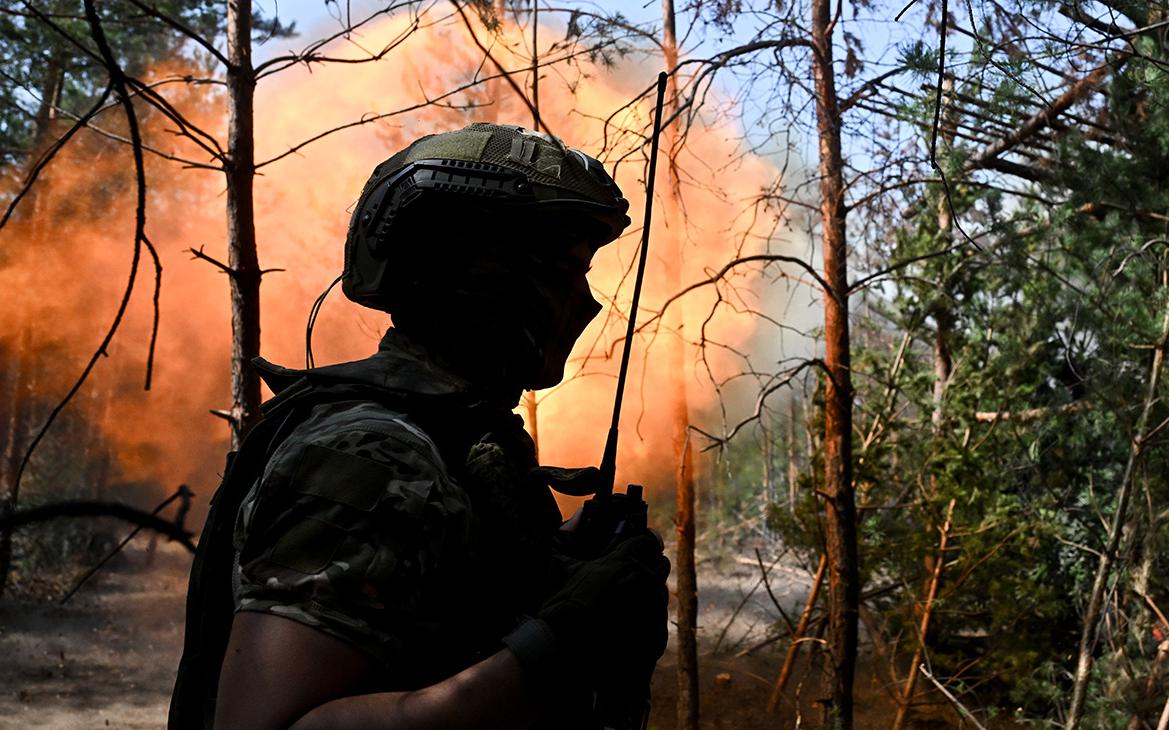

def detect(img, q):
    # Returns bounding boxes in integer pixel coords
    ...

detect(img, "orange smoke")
[0,9,801,519]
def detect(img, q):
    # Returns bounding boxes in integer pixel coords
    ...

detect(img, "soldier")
[170,123,671,729]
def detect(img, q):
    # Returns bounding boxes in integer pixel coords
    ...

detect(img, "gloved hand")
[502,532,670,695]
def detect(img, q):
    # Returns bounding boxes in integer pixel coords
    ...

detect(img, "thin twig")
[755,547,797,633]
[59,485,191,604]
[919,665,988,730]
[450,0,554,139]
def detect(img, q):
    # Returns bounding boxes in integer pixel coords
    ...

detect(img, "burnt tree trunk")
[226,0,262,447]
[0,325,35,597]
[661,2,699,728]
[810,0,858,725]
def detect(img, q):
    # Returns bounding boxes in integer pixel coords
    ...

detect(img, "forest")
[0,0,1167,728]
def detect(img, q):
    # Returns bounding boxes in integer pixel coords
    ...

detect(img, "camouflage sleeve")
[232,400,471,668]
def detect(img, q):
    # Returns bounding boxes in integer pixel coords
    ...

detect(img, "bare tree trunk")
[930,73,957,448]
[660,3,699,728]
[810,0,857,724]
[225,0,261,448]
[1067,278,1169,729]
[32,52,67,153]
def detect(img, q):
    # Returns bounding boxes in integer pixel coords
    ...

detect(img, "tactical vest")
[168,365,561,729]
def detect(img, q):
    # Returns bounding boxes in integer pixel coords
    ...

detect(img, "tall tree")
[223,0,260,446]
[809,0,857,723]
[659,3,700,728]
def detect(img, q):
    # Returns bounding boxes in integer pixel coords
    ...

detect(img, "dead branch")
[848,243,965,295]
[919,664,988,730]
[189,246,236,276]
[892,498,957,730]
[965,60,1118,172]
[756,548,798,634]
[0,499,195,552]
[692,359,828,452]
[255,43,614,170]
[253,1,423,77]
[59,485,192,604]
[449,1,551,138]
[21,2,226,160]
[767,553,827,713]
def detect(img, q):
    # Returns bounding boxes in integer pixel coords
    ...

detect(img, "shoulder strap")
[167,398,310,730]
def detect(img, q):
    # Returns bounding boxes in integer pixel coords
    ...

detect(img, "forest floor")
[0,538,1002,729]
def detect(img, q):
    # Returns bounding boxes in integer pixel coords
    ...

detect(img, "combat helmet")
[342,122,631,312]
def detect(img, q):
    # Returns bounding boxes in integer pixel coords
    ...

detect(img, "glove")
[502,533,670,695]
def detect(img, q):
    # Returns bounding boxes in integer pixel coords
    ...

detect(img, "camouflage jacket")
[232,329,561,687]
[233,329,563,690]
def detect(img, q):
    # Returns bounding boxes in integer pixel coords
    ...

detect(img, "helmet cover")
[342,122,631,312]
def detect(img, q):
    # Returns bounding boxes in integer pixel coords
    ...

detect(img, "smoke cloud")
[0,10,810,522]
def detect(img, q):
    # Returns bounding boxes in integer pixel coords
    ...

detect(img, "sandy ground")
[0,539,980,729]
[0,543,189,729]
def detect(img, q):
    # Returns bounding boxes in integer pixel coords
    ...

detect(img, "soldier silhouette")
[170,123,670,730]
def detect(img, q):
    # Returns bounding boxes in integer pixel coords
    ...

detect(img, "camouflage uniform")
[230,327,564,691]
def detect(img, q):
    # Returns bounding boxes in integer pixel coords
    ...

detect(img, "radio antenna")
[598,71,669,496]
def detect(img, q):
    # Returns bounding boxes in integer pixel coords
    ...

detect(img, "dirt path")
[0,543,188,729]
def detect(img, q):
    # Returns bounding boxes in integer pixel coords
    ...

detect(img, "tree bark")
[226,0,262,447]
[810,0,857,725]
[660,3,699,728]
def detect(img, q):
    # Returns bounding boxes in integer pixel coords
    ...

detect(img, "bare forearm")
[289,649,538,730]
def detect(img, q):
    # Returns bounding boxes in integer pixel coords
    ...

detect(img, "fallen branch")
[59,485,192,604]
[0,499,196,552]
